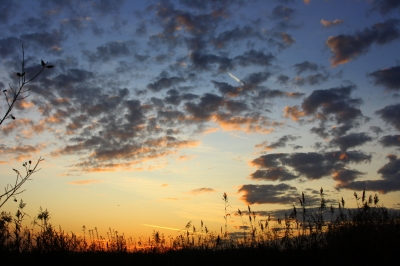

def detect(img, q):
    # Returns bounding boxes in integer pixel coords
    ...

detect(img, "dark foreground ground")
[1,243,398,266]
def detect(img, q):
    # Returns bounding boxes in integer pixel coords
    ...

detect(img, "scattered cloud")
[376,103,400,131]
[370,0,400,15]
[326,19,400,66]
[255,135,301,151]
[238,183,298,205]
[68,179,102,185]
[250,150,371,181]
[379,135,400,148]
[320,19,343,27]
[188,187,216,195]
[368,66,400,91]
[337,154,400,193]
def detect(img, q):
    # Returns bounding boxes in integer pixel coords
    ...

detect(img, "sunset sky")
[1,0,400,240]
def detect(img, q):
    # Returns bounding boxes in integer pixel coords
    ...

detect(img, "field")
[1,189,399,265]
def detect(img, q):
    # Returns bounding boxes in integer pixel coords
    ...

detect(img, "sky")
[1,0,400,241]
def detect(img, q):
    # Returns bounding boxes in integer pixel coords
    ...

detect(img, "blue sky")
[1,0,400,239]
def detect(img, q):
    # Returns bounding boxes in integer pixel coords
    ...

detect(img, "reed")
[1,189,399,265]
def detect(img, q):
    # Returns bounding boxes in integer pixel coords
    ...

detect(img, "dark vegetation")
[1,49,399,265]
[1,189,399,265]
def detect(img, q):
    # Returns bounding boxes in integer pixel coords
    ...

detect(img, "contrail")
[142,224,207,234]
[142,224,182,231]
[227,72,244,85]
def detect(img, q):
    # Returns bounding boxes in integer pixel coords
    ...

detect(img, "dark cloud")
[255,135,301,151]
[250,150,371,181]
[371,0,400,15]
[147,76,185,92]
[326,19,400,66]
[0,0,19,25]
[337,154,400,193]
[91,0,125,16]
[333,169,365,185]
[238,183,298,205]
[212,26,259,49]
[290,144,302,150]
[293,61,318,75]
[302,85,361,119]
[370,126,384,136]
[0,37,21,58]
[379,135,400,148]
[368,66,400,91]
[270,5,295,21]
[191,50,275,72]
[179,0,244,10]
[249,168,297,181]
[242,72,271,85]
[293,73,331,86]
[276,74,290,85]
[286,85,366,137]
[135,21,147,36]
[185,93,224,121]
[21,30,66,54]
[234,49,276,68]
[376,103,400,131]
[190,52,233,72]
[225,100,249,114]
[84,41,133,63]
[329,132,373,152]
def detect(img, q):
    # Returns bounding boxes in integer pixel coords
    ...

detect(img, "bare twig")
[0,45,53,209]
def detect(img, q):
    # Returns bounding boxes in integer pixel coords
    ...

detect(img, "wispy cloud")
[68,180,102,185]
[187,188,216,195]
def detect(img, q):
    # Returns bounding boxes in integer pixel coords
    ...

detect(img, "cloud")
[90,0,125,16]
[178,0,243,10]
[0,143,46,161]
[185,93,224,121]
[0,0,18,25]
[84,41,133,63]
[238,183,298,205]
[270,5,295,21]
[279,32,296,46]
[0,37,23,57]
[293,61,318,75]
[320,19,343,27]
[368,66,400,91]
[285,85,366,137]
[21,30,66,54]
[255,135,301,151]
[250,150,371,181]
[329,132,373,152]
[376,103,400,131]
[370,126,384,136]
[379,135,400,148]
[371,0,400,15]
[68,179,102,185]
[1,118,33,136]
[326,19,400,66]
[276,74,290,85]
[212,26,259,49]
[188,187,216,195]
[249,168,297,181]
[147,76,186,92]
[337,154,400,193]
[333,169,365,185]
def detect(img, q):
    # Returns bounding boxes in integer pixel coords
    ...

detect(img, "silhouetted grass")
[1,189,399,265]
